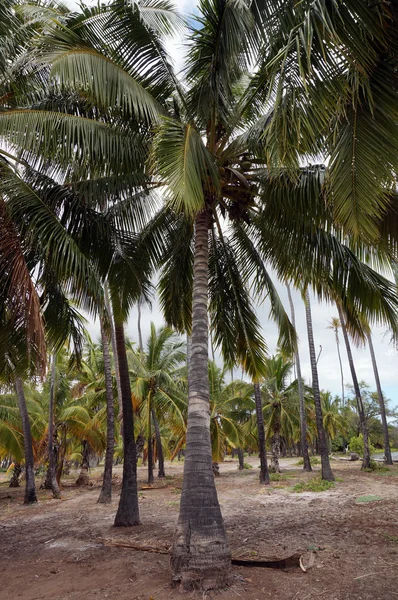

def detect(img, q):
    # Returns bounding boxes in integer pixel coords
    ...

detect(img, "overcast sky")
[77,0,398,408]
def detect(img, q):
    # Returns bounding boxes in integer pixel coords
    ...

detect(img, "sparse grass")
[167,501,179,506]
[269,472,293,482]
[364,461,390,473]
[243,463,252,469]
[296,457,320,466]
[356,495,382,503]
[293,476,335,493]
[385,534,398,544]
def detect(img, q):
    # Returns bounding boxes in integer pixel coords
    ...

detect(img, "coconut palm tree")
[286,284,311,471]
[337,304,372,469]
[127,324,186,484]
[366,332,393,465]
[1,0,398,588]
[304,290,335,481]
[327,318,345,407]
[46,353,61,498]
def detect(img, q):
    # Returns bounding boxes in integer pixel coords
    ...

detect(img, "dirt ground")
[1,457,398,600]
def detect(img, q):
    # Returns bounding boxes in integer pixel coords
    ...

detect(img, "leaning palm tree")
[337,304,372,469]
[327,318,345,407]
[366,332,393,465]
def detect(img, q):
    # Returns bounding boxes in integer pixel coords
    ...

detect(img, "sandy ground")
[1,456,398,600]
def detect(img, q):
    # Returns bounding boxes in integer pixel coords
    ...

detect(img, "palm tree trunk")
[76,440,90,485]
[286,284,312,472]
[171,211,231,590]
[114,320,140,526]
[9,462,21,487]
[137,301,144,353]
[254,382,270,484]
[304,291,334,481]
[237,448,244,470]
[47,354,61,499]
[367,332,392,465]
[14,377,37,504]
[152,409,165,478]
[105,284,123,425]
[335,331,345,407]
[337,304,371,469]
[270,410,281,473]
[147,394,154,484]
[98,312,115,503]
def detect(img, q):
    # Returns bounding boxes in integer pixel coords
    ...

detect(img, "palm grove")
[0,0,397,591]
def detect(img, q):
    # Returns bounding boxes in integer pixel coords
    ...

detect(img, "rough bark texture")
[286,284,312,472]
[337,305,371,470]
[254,382,270,484]
[304,291,335,481]
[98,313,115,503]
[114,321,140,526]
[76,440,90,485]
[9,462,21,487]
[367,332,392,465]
[105,285,123,426]
[152,410,165,478]
[171,211,231,590]
[47,354,61,499]
[237,448,244,470]
[15,378,37,504]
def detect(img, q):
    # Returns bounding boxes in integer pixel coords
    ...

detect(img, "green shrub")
[243,462,252,469]
[364,460,390,473]
[296,457,320,466]
[293,476,335,493]
[348,434,376,456]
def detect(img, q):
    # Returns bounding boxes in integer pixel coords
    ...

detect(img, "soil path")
[1,457,397,600]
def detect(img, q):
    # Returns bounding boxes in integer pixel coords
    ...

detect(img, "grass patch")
[296,457,320,466]
[364,461,390,473]
[243,463,252,469]
[356,495,382,503]
[293,476,335,493]
[167,500,179,506]
[385,534,398,544]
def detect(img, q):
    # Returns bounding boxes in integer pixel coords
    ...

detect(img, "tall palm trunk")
[137,301,144,354]
[237,448,244,470]
[337,305,371,469]
[47,354,61,499]
[147,393,154,484]
[153,409,165,478]
[304,291,334,481]
[171,211,231,590]
[105,285,123,425]
[15,378,37,504]
[114,320,140,526]
[367,332,392,465]
[98,312,115,503]
[335,329,345,407]
[254,382,270,483]
[286,284,311,472]
[270,407,281,473]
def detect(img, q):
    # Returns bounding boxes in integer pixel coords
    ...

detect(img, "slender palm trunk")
[147,394,154,484]
[153,409,165,477]
[105,285,123,425]
[137,302,144,353]
[270,409,281,473]
[114,320,140,526]
[9,462,21,487]
[254,382,270,484]
[171,211,231,590]
[335,331,345,407]
[286,284,311,472]
[337,304,371,469]
[304,291,334,481]
[367,332,392,465]
[15,378,37,504]
[237,448,244,470]
[76,440,90,485]
[47,354,61,499]
[98,313,115,503]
